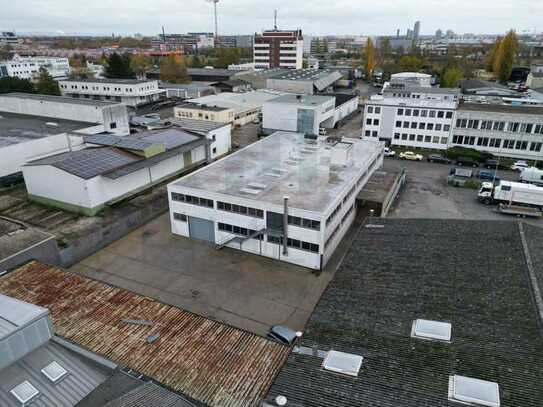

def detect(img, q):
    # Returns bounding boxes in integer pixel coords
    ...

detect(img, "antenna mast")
[274,9,278,30]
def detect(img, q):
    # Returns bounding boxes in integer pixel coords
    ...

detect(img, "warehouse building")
[159,81,215,99]
[168,132,384,270]
[262,94,336,136]
[59,78,166,107]
[174,102,235,124]
[265,69,343,95]
[362,96,457,150]
[23,129,211,215]
[171,117,232,159]
[390,72,432,87]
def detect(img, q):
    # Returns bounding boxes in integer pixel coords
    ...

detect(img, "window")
[413,109,420,117]
[441,137,448,144]
[405,109,412,116]
[367,106,373,113]
[435,124,442,131]
[417,135,423,142]
[525,123,533,134]
[288,215,321,231]
[171,193,214,208]
[373,119,379,126]
[397,108,404,115]
[10,381,39,404]
[530,142,542,152]
[366,118,372,125]
[394,133,400,139]
[503,139,515,149]
[445,111,453,119]
[409,134,415,141]
[372,131,378,137]
[424,135,432,142]
[401,133,408,140]
[421,110,428,117]
[411,122,417,129]
[212,135,216,142]
[396,121,402,127]
[429,110,436,118]
[444,125,450,131]
[403,122,409,128]
[508,122,520,132]
[173,213,187,222]
[110,122,117,129]
[217,201,264,218]
[374,107,381,114]
[427,123,434,130]
[212,147,217,154]
[365,130,371,137]
[448,375,500,407]
[437,111,444,118]
[418,123,426,130]
[515,140,528,150]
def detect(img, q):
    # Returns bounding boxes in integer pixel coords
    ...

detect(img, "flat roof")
[177,102,231,112]
[188,90,285,114]
[268,69,338,81]
[0,262,289,407]
[458,102,543,115]
[384,85,461,95]
[0,112,95,148]
[187,68,246,76]
[1,92,121,107]
[172,132,383,213]
[367,96,457,109]
[59,78,156,85]
[267,94,335,107]
[266,219,543,406]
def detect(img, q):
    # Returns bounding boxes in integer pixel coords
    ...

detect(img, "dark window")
[218,202,263,218]
[397,108,404,115]
[110,122,117,129]
[437,111,444,118]
[446,111,453,119]
[173,213,187,222]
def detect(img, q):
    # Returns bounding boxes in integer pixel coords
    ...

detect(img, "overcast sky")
[2,0,542,37]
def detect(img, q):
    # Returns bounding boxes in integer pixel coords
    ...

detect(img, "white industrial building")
[168,132,384,270]
[382,83,460,102]
[184,90,284,126]
[0,54,70,80]
[0,93,129,179]
[171,118,232,159]
[362,96,457,150]
[452,103,543,159]
[265,69,342,95]
[59,78,166,107]
[390,72,432,88]
[23,129,211,215]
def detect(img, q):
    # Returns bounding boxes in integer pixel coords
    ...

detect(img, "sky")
[1,0,542,37]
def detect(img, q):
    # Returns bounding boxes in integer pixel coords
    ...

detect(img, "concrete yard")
[69,213,364,337]
[384,158,542,225]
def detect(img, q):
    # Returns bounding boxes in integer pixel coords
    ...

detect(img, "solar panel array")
[85,135,156,152]
[53,148,138,179]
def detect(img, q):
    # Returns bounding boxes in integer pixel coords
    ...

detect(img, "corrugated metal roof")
[0,262,290,407]
[314,71,343,91]
[171,118,229,133]
[0,341,109,407]
[104,382,195,407]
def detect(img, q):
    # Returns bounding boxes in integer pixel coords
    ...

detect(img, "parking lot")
[384,158,542,225]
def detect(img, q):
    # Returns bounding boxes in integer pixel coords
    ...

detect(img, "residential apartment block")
[253,29,303,70]
[0,54,70,80]
[59,78,165,107]
[168,132,384,270]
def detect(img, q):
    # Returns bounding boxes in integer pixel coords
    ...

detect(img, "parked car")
[399,151,423,161]
[384,147,396,158]
[456,156,479,167]
[267,325,301,346]
[511,160,529,172]
[427,154,451,164]
[477,170,500,181]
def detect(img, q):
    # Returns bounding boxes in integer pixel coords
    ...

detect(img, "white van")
[520,167,543,186]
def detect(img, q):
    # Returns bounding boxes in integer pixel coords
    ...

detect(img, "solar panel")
[117,139,155,151]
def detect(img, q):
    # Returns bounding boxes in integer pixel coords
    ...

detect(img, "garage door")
[189,217,215,243]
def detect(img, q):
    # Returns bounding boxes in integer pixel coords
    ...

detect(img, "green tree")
[485,38,501,72]
[0,77,35,94]
[130,52,152,79]
[35,68,61,96]
[190,54,204,68]
[104,53,135,79]
[398,55,423,72]
[160,54,191,84]
[215,48,241,68]
[440,66,463,88]
[363,38,377,79]
[314,38,321,54]
[493,30,518,83]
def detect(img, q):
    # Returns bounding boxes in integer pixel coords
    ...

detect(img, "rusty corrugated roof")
[0,262,289,407]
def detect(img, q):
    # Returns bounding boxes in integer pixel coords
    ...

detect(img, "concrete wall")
[262,103,299,133]
[331,97,359,127]
[0,235,60,272]
[208,125,232,159]
[1,134,85,178]
[174,106,234,123]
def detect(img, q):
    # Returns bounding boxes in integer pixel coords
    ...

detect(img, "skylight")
[10,381,39,404]
[411,319,452,342]
[449,375,500,407]
[322,350,363,377]
[41,361,68,383]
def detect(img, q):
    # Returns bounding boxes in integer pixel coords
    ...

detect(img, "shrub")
[445,147,493,163]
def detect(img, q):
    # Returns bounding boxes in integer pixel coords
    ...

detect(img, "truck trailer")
[478,180,543,209]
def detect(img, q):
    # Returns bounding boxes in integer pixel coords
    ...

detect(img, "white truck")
[519,167,543,186]
[478,180,543,217]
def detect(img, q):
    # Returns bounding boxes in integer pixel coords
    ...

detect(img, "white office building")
[168,132,384,270]
[59,78,166,107]
[0,54,70,80]
[362,96,457,150]
[452,103,543,160]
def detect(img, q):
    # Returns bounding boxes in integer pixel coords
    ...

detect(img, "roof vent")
[275,395,288,406]
[322,350,363,377]
[448,375,500,407]
[45,122,59,127]
[41,361,68,383]
[411,319,452,342]
[240,188,260,195]
[10,381,39,404]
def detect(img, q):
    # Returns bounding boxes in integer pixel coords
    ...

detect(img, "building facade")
[174,103,235,124]
[253,30,303,70]
[59,79,165,107]
[0,54,70,80]
[168,132,384,270]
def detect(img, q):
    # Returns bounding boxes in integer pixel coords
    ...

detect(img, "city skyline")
[2,0,542,37]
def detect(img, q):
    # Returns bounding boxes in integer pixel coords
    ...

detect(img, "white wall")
[263,102,300,132]
[208,125,232,158]
[1,133,85,177]
[331,97,358,127]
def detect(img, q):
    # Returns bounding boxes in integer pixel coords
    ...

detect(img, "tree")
[130,52,152,79]
[440,66,463,88]
[35,68,61,96]
[0,77,35,94]
[398,55,423,72]
[190,54,204,68]
[363,38,377,79]
[380,37,392,60]
[215,47,241,68]
[104,53,135,79]
[493,30,518,83]
[485,38,501,72]
[160,54,191,84]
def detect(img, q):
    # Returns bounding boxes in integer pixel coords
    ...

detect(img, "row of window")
[394,133,448,144]
[395,121,451,132]
[60,84,156,92]
[217,201,264,218]
[398,108,453,119]
[367,106,382,114]
[218,222,264,240]
[456,118,543,135]
[173,213,188,222]
[452,135,543,152]
[267,235,320,253]
[366,118,380,126]
[171,193,214,208]
[287,215,321,231]
[326,201,343,226]
[325,223,341,249]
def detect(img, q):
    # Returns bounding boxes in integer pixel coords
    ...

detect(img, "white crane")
[206,0,220,45]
